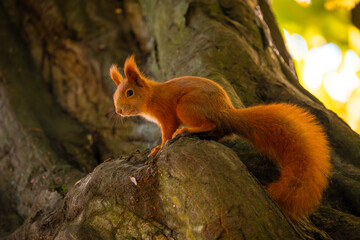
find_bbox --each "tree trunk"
[0,0,359,239]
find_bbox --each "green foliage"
[272,0,350,48]
[272,0,360,133]
[325,0,360,10]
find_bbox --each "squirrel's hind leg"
[172,122,216,138]
[174,100,216,138]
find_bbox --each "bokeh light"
[272,0,360,133]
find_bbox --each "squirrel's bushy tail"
[229,104,331,219]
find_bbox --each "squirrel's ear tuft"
[110,64,124,86]
[124,55,146,87]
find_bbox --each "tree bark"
[0,0,359,239]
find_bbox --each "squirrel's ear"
[110,65,124,86]
[124,55,147,87]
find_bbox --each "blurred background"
[272,0,360,133]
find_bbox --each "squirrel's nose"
[116,109,123,115]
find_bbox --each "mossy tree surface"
[0,0,360,240]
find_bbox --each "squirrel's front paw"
[172,127,188,138]
[149,145,161,157]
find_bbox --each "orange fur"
[110,65,123,86]
[110,56,331,220]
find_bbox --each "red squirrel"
[110,56,331,220]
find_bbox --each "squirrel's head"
[110,56,151,116]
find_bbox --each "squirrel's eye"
[126,89,134,97]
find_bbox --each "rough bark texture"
[0,0,360,239]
